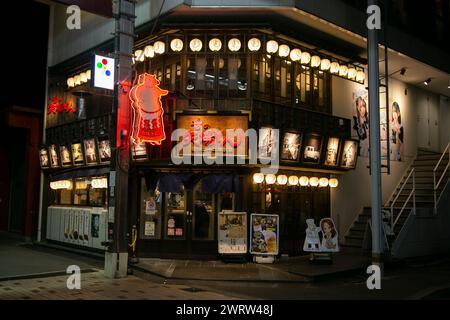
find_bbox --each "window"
[140,178,162,240]
[165,187,186,239]
[74,179,88,206]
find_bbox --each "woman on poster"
[391,102,404,161]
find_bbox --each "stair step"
[343,238,363,248]
[416,154,449,161]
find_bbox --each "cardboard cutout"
[303,219,321,252]
[319,218,339,252]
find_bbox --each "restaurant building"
[39,1,450,261]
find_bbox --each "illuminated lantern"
[330,62,340,74]
[319,177,329,187]
[67,78,75,88]
[266,40,279,54]
[288,176,299,186]
[209,38,222,52]
[320,59,331,71]
[74,75,81,86]
[277,175,288,185]
[290,48,302,61]
[311,55,321,68]
[309,177,319,187]
[356,70,366,83]
[80,72,87,83]
[299,176,309,186]
[329,178,339,188]
[248,38,261,52]
[228,38,241,52]
[213,58,225,69]
[134,50,144,62]
[86,70,91,80]
[301,51,311,65]
[170,38,183,52]
[153,41,165,55]
[278,44,290,58]
[129,73,169,145]
[265,174,276,185]
[144,45,155,58]
[348,68,357,80]
[253,173,264,184]
[339,65,348,77]
[189,38,203,52]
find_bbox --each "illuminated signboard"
[93,54,115,90]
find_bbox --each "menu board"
[218,211,247,255]
[250,213,279,256]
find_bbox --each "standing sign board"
[218,211,247,255]
[250,213,279,256]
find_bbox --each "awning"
[49,167,110,182]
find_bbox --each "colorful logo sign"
[93,54,115,90]
[129,73,168,145]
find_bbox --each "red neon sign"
[129,73,168,145]
[47,96,76,114]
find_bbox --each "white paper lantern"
[278,44,290,58]
[289,48,302,61]
[248,37,261,52]
[86,70,91,80]
[265,174,276,185]
[320,59,331,71]
[309,177,319,187]
[319,177,329,187]
[339,65,348,77]
[299,176,309,187]
[153,41,165,55]
[266,40,279,54]
[330,62,340,74]
[311,55,321,68]
[189,38,203,52]
[253,173,264,184]
[80,72,87,83]
[356,70,366,83]
[67,78,75,88]
[170,38,184,52]
[74,75,81,86]
[348,68,357,80]
[134,50,144,62]
[329,178,339,188]
[209,38,222,52]
[301,51,311,65]
[277,175,288,185]
[144,45,155,58]
[228,38,241,52]
[288,176,299,186]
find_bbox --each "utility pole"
[104,0,135,279]
[367,0,384,274]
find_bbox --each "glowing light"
[319,177,329,187]
[348,68,357,80]
[311,55,321,68]
[329,178,339,188]
[189,38,203,52]
[91,178,108,189]
[320,59,331,71]
[299,176,309,187]
[67,78,75,88]
[134,50,145,62]
[266,40,279,54]
[288,176,299,186]
[278,44,290,58]
[330,62,340,74]
[290,48,302,61]
[80,72,87,83]
[86,70,91,80]
[301,52,311,65]
[265,174,276,185]
[74,75,81,86]
[253,173,264,184]
[228,38,241,52]
[356,70,366,83]
[170,38,184,52]
[277,175,288,185]
[339,65,348,77]
[209,38,222,52]
[144,45,155,58]
[248,38,261,52]
[153,41,165,54]
[309,177,319,187]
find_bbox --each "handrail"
[391,168,415,232]
[433,142,450,211]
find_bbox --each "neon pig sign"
[129,73,168,145]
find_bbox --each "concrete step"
[415,154,449,161]
[343,238,363,248]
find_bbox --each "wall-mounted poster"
[352,89,369,157]
[258,127,277,160]
[250,213,279,256]
[281,132,302,161]
[71,143,84,166]
[49,144,59,168]
[39,147,49,169]
[84,138,98,165]
[391,101,404,161]
[132,142,148,161]
[324,137,341,166]
[218,211,247,255]
[302,133,323,164]
[340,140,359,169]
[60,145,72,167]
[97,137,111,163]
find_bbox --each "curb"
[25,241,105,261]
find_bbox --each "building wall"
[330,75,442,241]
[439,96,450,152]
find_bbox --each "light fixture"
[299,176,309,186]
[289,48,302,61]
[74,75,81,86]
[91,178,108,189]
[67,77,75,88]
[228,38,241,52]
[278,44,290,58]
[329,178,339,188]
[265,174,276,185]
[248,37,261,52]
[356,70,366,83]
[50,180,72,190]
[277,175,288,185]
[80,72,87,83]
[170,38,184,52]
[288,176,299,186]
[310,55,321,68]
[266,40,279,54]
[400,68,407,76]
[186,80,195,91]
[339,65,348,77]
[424,78,432,86]
[86,70,91,80]
[309,177,319,187]
[209,38,222,52]
[319,177,329,187]
[237,79,247,91]
[253,173,265,184]
[153,41,165,55]
[134,49,144,62]
[301,51,311,65]
[144,45,154,58]
[348,68,357,80]
[330,62,340,74]
[320,59,331,71]
[189,38,203,52]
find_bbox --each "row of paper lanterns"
[253,173,338,188]
[50,178,107,190]
[67,70,91,88]
[133,37,365,83]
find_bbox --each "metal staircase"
[343,146,450,252]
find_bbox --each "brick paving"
[0,270,238,300]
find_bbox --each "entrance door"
[418,95,440,151]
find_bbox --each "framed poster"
[71,142,84,166]
[39,146,49,169]
[59,144,72,167]
[302,133,323,164]
[132,142,148,161]
[250,213,279,256]
[340,139,359,169]
[97,136,111,163]
[48,144,60,168]
[83,138,98,165]
[258,127,277,160]
[218,211,247,255]
[281,131,302,162]
[324,137,341,167]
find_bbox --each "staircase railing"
[433,142,450,212]
[391,168,416,232]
